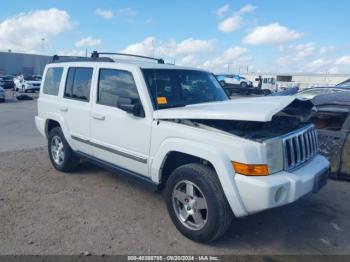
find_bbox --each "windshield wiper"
[157,104,187,109]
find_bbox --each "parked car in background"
[14,75,42,93]
[216,74,252,88]
[336,79,350,88]
[215,74,271,96]
[0,86,5,102]
[258,76,278,92]
[0,75,15,89]
[311,92,350,181]
[295,86,350,100]
[269,86,299,96]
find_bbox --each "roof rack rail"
[51,54,114,63]
[91,51,165,64]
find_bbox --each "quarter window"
[42,67,63,96]
[64,67,93,102]
[97,69,139,107]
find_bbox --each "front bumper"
[25,86,40,91]
[234,155,329,215]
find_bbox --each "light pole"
[41,38,46,53]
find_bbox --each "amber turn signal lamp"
[232,161,269,176]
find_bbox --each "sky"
[0,0,349,74]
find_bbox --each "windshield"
[142,69,228,109]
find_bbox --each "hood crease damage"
[160,98,314,141]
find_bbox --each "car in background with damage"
[311,92,350,181]
[295,86,350,100]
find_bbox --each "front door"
[90,67,152,177]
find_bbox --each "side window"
[42,67,63,96]
[97,69,139,107]
[64,67,93,102]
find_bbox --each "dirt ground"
[0,147,350,255]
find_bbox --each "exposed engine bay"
[169,99,314,142]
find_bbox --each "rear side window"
[43,67,63,96]
[97,69,139,107]
[64,67,93,102]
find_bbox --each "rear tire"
[48,127,80,172]
[263,89,271,95]
[165,163,233,243]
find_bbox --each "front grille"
[283,125,318,171]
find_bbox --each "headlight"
[264,138,284,174]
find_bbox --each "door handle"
[92,114,105,121]
[59,107,68,112]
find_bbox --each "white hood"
[154,96,306,122]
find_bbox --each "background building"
[244,73,350,89]
[0,51,51,75]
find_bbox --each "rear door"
[61,66,95,155]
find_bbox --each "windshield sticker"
[157,97,168,104]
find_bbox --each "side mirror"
[117,97,145,117]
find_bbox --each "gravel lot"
[0,91,44,152]
[0,98,350,255]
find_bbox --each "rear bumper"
[234,155,329,215]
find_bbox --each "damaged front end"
[163,98,317,174]
[171,99,315,142]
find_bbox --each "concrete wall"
[0,52,51,75]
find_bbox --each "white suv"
[35,52,329,242]
[14,75,42,93]
[216,74,252,88]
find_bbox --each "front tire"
[240,82,247,88]
[165,163,233,243]
[48,127,80,172]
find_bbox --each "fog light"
[275,187,286,203]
